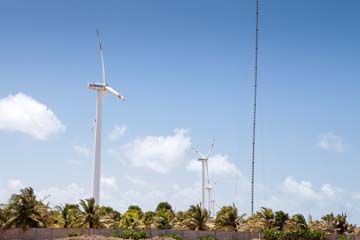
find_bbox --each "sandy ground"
[56,235,176,240]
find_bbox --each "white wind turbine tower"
[210,199,215,218]
[205,155,213,215]
[88,30,125,206]
[193,140,215,210]
[205,184,213,215]
[205,178,216,215]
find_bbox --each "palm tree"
[119,205,143,229]
[309,220,334,234]
[99,206,121,229]
[99,206,121,221]
[36,201,52,228]
[322,213,335,223]
[55,204,80,228]
[238,207,276,232]
[333,213,354,234]
[312,212,355,234]
[143,211,156,229]
[185,204,209,230]
[154,202,174,229]
[308,213,346,234]
[258,207,276,229]
[274,210,289,230]
[284,213,307,231]
[238,213,262,232]
[156,202,174,213]
[0,204,11,227]
[155,210,173,229]
[215,204,246,231]
[3,187,45,230]
[172,211,188,230]
[128,205,143,212]
[79,198,104,228]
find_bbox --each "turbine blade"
[206,139,215,158]
[105,86,125,100]
[97,30,107,85]
[192,147,205,159]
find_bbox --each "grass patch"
[159,233,183,240]
[112,229,148,240]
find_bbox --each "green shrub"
[160,233,183,240]
[261,229,324,240]
[337,235,352,240]
[262,229,280,240]
[198,236,218,240]
[68,232,82,237]
[112,229,148,240]
[311,230,325,240]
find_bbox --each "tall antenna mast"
[251,0,259,215]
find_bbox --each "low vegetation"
[68,232,82,237]
[112,229,148,239]
[159,233,183,240]
[0,187,359,240]
[198,236,217,240]
[261,229,324,240]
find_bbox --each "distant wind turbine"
[88,30,125,206]
[193,139,215,210]
[210,199,215,218]
[205,152,215,215]
[206,181,216,215]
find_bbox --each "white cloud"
[101,176,118,191]
[317,133,345,153]
[119,128,191,174]
[254,176,360,223]
[109,125,127,141]
[281,176,340,201]
[37,183,87,205]
[352,192,360,200]
[7,179,24,190]
[282,176,319,200]
[73,144,90,157]
[257,176,345,214]
[170,182,201,207]
[0,93,65,140]
[321,184,336,197]
[125,175,152,188]
[187,154,241,177]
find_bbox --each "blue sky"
[1,0,360,223]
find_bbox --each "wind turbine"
[206,180,216,216]
[210,199,215,218]
[193,139,215,210]
[205,183,213,215]
[88,30,125,206]
[205,153,214,215]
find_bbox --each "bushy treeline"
[0,187,358,239]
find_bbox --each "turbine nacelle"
[88,82,126,100]
[88,82,106,91]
